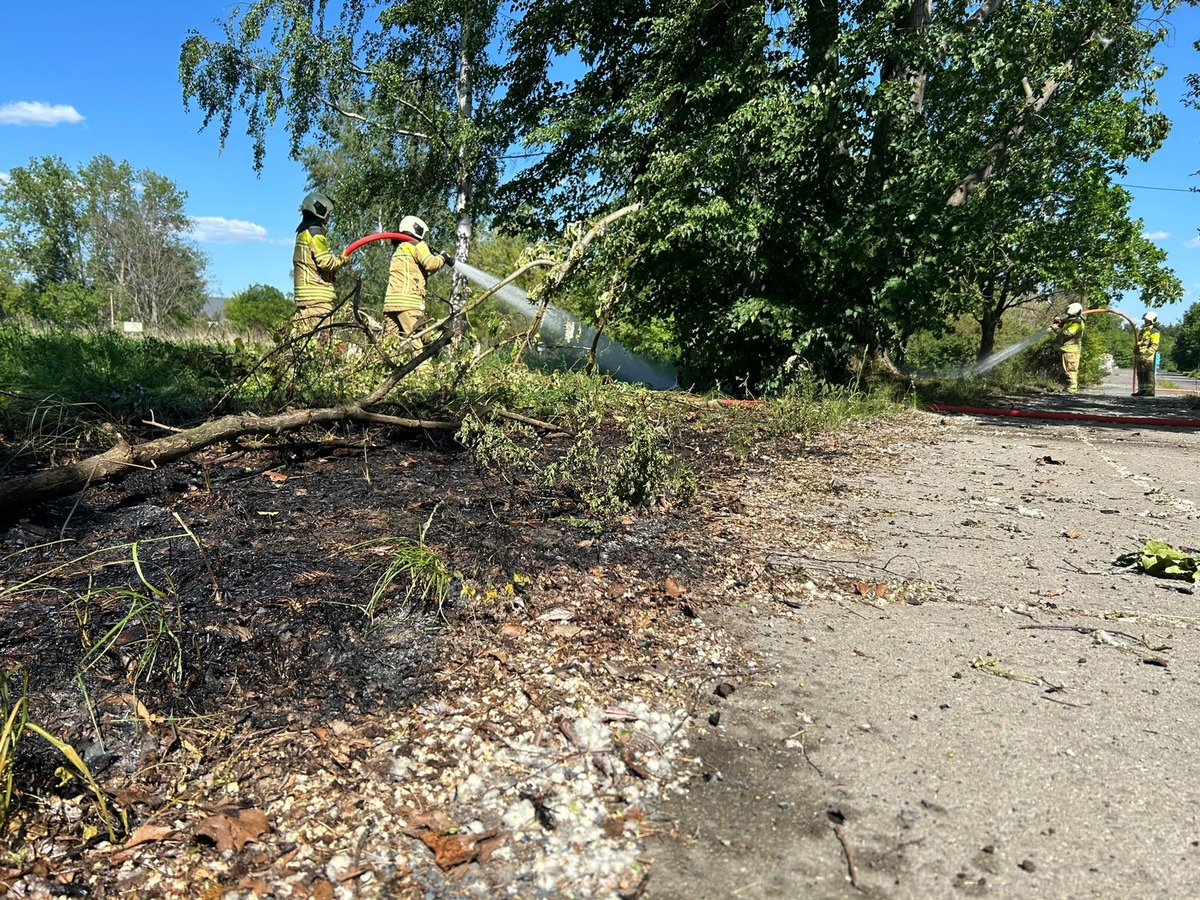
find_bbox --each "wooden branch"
[965,0,1004,29]
[514,203,644,366]
[0,403,454,516]
[945,28,1096,209]
[496,410,571,434]
[352,410,457,430]
[234,50,431,142]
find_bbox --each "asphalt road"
[649,380,1200,899]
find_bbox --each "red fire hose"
[343,232,417,257]
[927,403,1200,428]
[1082,307,1140,395]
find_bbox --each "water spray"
[965,327,1053,377]
[343,233,679,389]
[964,308,1139,394]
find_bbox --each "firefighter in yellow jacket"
[1135,311,1161,396]
[383,215,454,353]
[1049,302,1086,393]
[291,191,349,339]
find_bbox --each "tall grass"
[0,325,252,430]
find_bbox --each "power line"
[1118,182,1197,194]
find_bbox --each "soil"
[1,372,1199,898]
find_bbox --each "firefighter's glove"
[439,250,455,267]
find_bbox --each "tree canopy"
[0,155,208,327]
[181,0,1189,391]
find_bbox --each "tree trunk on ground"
[0,406,457,516]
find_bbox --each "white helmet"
[397,216,429,240]
[1143,311,1159,324]
[1066,302,1084,317]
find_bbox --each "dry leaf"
[119,692,157,729]
[853,581,887,597]
[1063,529,1081,539]
[238,878,275,899]
[262,470,289,483]
[293,570,334,586]
[499,623,527,638]
[550,624,583,638]
[418,828,502,870]
[404,809,456,833]
[665,576,687,597]
[194,809,269,852]
[110,823,176,862]
[479,647,509,664]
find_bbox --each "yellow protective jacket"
[1057,315,1084,353]
[384,240,446,313]
[1137,324,1160,364]
[292,223,346,305]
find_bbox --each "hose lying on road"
[927,403,1200,429]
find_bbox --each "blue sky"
[2,3,1199,322]
[3,5,310,301]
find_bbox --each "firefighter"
[382,215,454,355]
[1135,311,1161,397]
[1049,302,1086,394]
[291,190,349,339]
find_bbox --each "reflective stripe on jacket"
[1137,325,1160,363]
[1058,316,1084,353]
[384,240,446,312]
[293,225,345,305]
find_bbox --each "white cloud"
[0,101,84,126]
[189,216,270,244]
[1185,236,1200,249]
[0,172,9,185]
[1142,230,1170,242]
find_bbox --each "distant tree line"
[0,155,209,329]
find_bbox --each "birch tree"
[180,0,505,314]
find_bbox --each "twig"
[172,512,223,605]
[801,738,823,777]
[1041,695,1089,709]
[832,823,867,893]
[1019,623,1145,645]
[141,417,187,433]
[496,409,571,434]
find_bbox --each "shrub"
[223,284,292,335]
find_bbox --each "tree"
[0,156,87,292]
[224,283,292,334]
[180,0,507,314]
[497,0,1186,390]
[0,155,209,327]
[949,172,1180,362]
[1173,302,1200,372]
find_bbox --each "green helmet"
[300,191,334,221]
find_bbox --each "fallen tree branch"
[0,207,637,517]
[0,403,456,516]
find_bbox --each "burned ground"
[8,384,1196,899]
[0,411,784,897]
